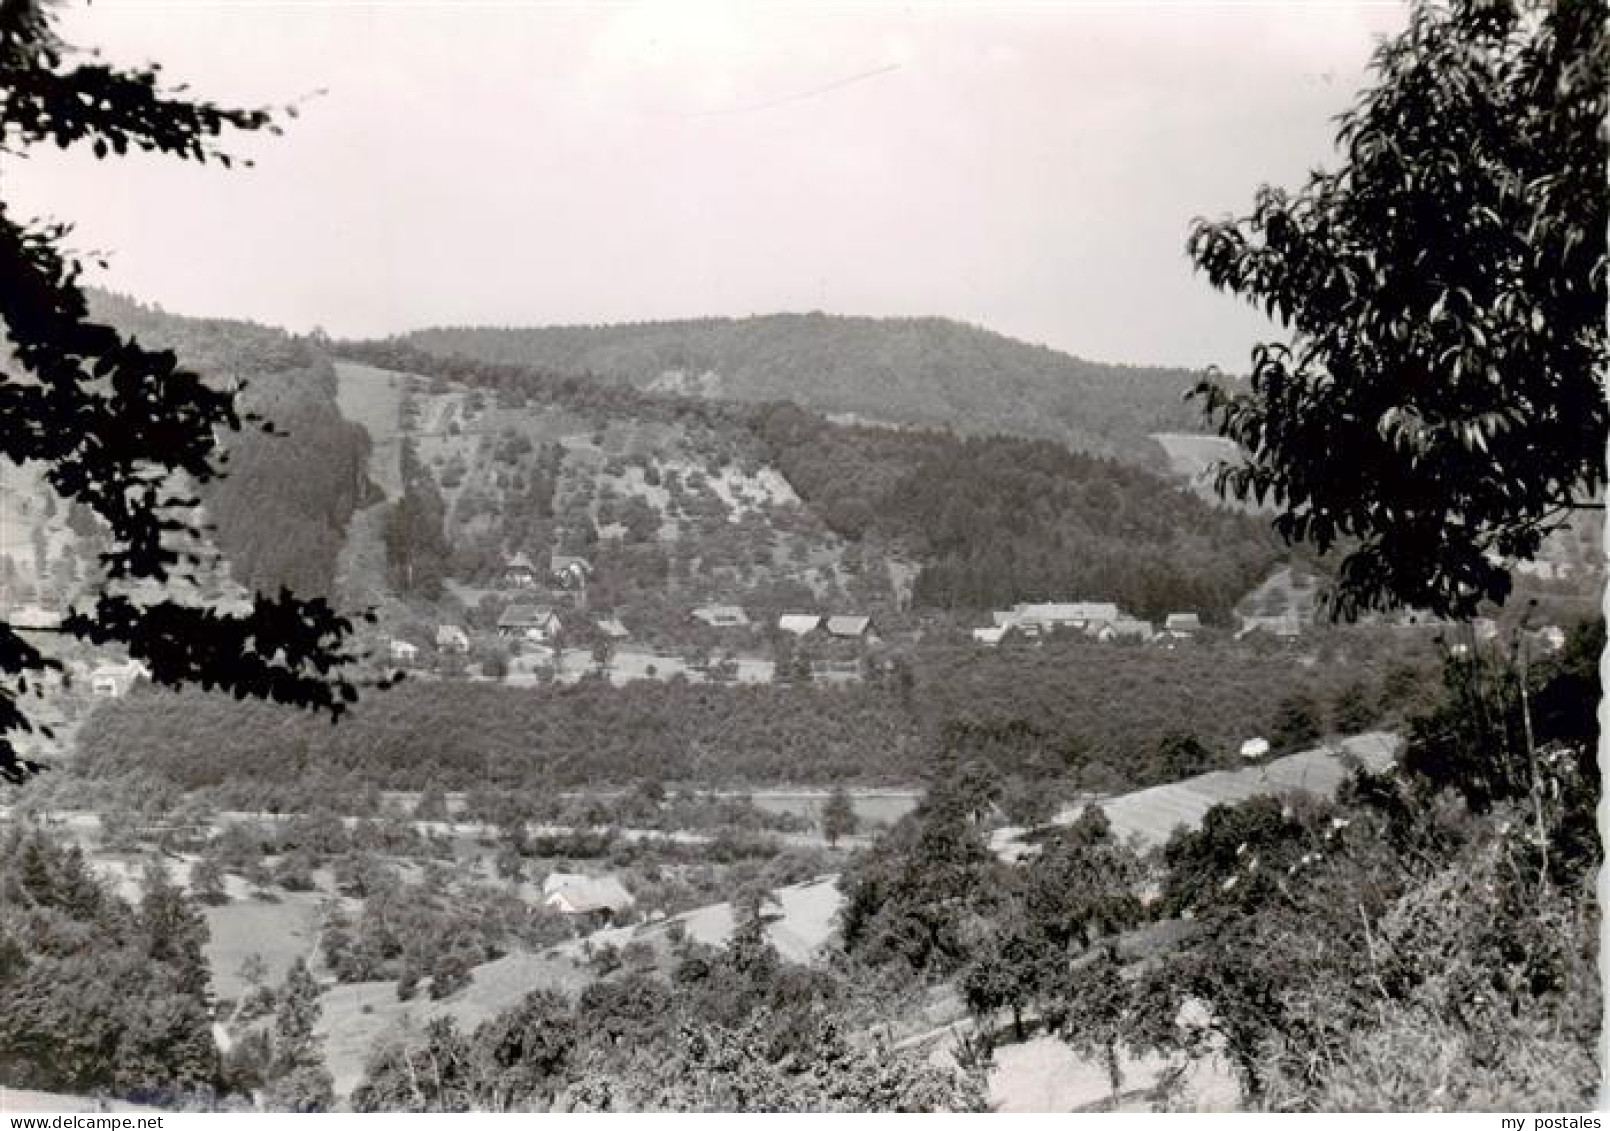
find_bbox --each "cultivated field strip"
[995,731,1400,856]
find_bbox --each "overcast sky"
[10,1,1407,370]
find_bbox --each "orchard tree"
[0,0,371,782]
[1190,0,1607,619]
[819,784,858,847]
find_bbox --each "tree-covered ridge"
[751,404,1286,622]
[335,343,1285,622]
[390,313,1209,466]
[88,292,373,598]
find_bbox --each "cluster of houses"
[690,605,879,643]
[971,602,1200,646]
[503,551,592,592]
[380,583,1574,671]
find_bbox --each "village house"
[498,603,562,643]
[691,604,750,629]
[1006,602,1121,637]
[542,871,636,928]
[90,659,150,699]
[435,624,471,654]
[595,615,629,640]
[972,625,1010,646]
[1096,616,1154,642]
[550,553,592,591]
[1240,737,1271,761]
[1162,612,1204,638]
[389,639,420,665]
[503,551,539,588]
[777,613,822,637]
[825,615,876,642]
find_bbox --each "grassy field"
[1149,431,1238,483]
[205,889,332,1001]
[332,362,406,500]
[739,789,921,827]
[629,874,843,966]
[1149,431,1263,512]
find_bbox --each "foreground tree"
[1190,0,1607,619]
[0,0,368,781]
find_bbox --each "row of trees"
[73,628,1439,801]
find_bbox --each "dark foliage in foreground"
[1190,0,1607,618]
[351,907,985,1112]
[0,3,368,780]
[0,831,218,1102]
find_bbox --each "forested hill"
[390,314,1208,466]
[332,342,1284,622]
[88,292,373,597]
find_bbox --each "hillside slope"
[392,315,1208,465]
[332,347,1284,626]
[88,292,373,598]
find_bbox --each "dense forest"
[750,403,1285,621]
[90,293,373,598]
[387,314,1210,466]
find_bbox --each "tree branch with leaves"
[0,0,369,780]
[1189,0,1607,620]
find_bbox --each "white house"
[777,614,822,637]
[825,615,875,641]
[1097,616,1154,642]
[90,659,150,699]
[389,639,420,664]
[1163,613,1204,638]
[498,603,562,643]
[691,604,750,629]
[1010,602,1121,635]
[542,872,636,925]
[436,625,471,654]
[503,552,539,588]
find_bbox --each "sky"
[9,1,1408,370]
